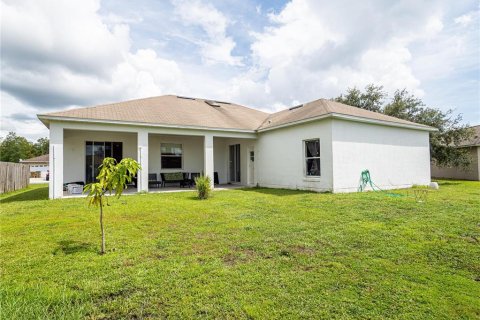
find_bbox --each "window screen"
[304,139,320,176]
[161,143,183,169]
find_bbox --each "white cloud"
[454,12,473,26]
[1,0,130,76]
[0,92,50,140]
[227,0,469,110]
[0,0,186,139]
[112,49,185,99]
[1,0,478,140]
[172,0,242,66]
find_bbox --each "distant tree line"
[0,132,49,163]
[335,84,474,168]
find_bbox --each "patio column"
[137,130,149,192]
[204,134,214,188]
[49,123,63,199]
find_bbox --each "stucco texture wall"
[148,134,204,176]
[256,119,334,192]
[331,119,431,192]
[63,129,137,183]
[63,129,255,186]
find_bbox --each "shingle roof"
[40,95,269,131]
[38,95,435,132]
[20,154,49,163]
[459,125,480,146]
[258,99,434,130]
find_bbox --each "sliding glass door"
[229,144,241,183]
[85,141,123,183]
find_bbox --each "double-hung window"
[161,143,183,169]
[304,139,320,177]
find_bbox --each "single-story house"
[37,95,436,199]
[431,125,480,181]
[19,154,49,179]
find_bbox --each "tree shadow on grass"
[240,187,318,197]
[52,240,96,255]
[436,181,461,186]
[0,186,49,204]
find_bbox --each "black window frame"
[304,139,321,177]
[160,143,183,169]
[85,141,123,183]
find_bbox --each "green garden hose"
[358,169,403,197]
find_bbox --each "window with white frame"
[161,143,183,169]
[304,139,320,176]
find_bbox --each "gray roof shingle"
[39,95,435,132]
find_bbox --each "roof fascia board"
[37,115,257,134]
[330,113,438,132]
[257,114,331,132]
[257,113,437,132]
[38,110,438,135]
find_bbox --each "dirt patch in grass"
[223,247,259,266]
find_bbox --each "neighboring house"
[19,154,49,179]
[37,95,436,199]
[431,125,480,181]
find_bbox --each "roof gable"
[38,95,435,132]
[20,154,49,163]
[460,125,480,146]
[258,99,434,131]
[41,95,269,131]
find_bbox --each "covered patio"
[51,123,256,199]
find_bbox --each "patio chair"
[180,172,192,188]
[148,173,162,188]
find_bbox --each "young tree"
[335,85,474,168]
[0,132,33,162]
[84,157,140,254]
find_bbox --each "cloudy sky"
[1,0,479,140]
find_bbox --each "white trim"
[37,115,257,134]
[331,113,437,132]
[258,113,437,132]
[303,138,321,178]
[39,111,437,135]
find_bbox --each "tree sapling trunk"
[100,197,105,254]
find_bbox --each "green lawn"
[1,181,479,319]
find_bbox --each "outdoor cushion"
[163,172,184,181]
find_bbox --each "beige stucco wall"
[148,134,204,175]
[63,129,138,183]
[431,146,480,181]
[147,134,253,185]
[63,129,255,185]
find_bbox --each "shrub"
[195,175,212,200]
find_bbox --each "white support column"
[137,130,149,193]
[204,134,214,188]
[49,123,64,199]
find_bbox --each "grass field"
[1,181,479,319]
